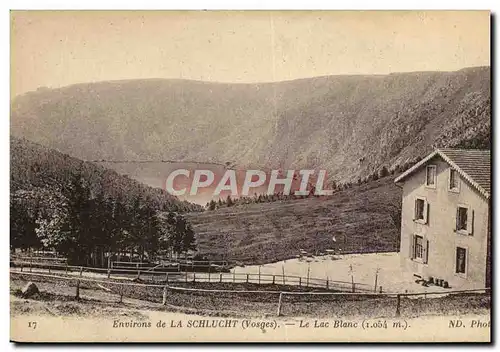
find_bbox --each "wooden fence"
[10,263,372,292]
[10,271,490,319]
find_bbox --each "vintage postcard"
[10,10,491,343]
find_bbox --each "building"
[394,149,491,289]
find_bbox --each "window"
[426,165,436,187]
[449,169,460,192]
[455,205,474,235]
[415,199,425,220]
[414,197,428,224]
[456,247,467,274]
[410,234,428,263]
[457,207,468,231]
[414,235,424,260]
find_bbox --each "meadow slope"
[186,176,401,264]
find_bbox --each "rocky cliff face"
[11,66,490,184]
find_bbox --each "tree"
[175,214,196,253]
[141,198,162,261]
[379,166,389,178]
[158,212,196,257]
[308,185,316,197]
[110,196,132,261]
[10,190,44,251]
[57,171,93,265]
[385,202,402,251]
[208,200,216,211]
[29,188,73,256]
[128,195,160,262]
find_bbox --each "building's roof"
[394,149,491,199]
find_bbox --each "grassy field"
[186,176,402,264]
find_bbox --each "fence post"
[48,265,51,274]
[272,275,275,285]
[107,268,111,279]
[185,271,188,283]
[137,270,141,279]
[66,262,68,274]
[119,284,123,303]
[326,277,329,290]
[379,286,383,293]
[166,273,169,284]
[219,273,222,283]
[299,277,301,287]
[193,272,196,283]
[75,280,80,300]
[395,294,401,317]
[80,266,83,277]
[352,283,356,293]
[20,262,23,272]
[374,269,379,293]
[233,271,236,283]
[30,256,33,272]
[162,286,167,305]
[277,292,283,317]
[306,265,310,287]
[246,274,249,283]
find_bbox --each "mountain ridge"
[11,66,490,185]
[13,65,488,96]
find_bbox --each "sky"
[10,10,490,97]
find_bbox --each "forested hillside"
[10,137,202,265]
[11,137,201,212]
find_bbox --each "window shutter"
[409,234,415,259]
[424,201,429,224]
[423,239,429,264]
[467,208,474,235]
[413,199,418,220]
[465,247,469,276]
[455,207,460,231]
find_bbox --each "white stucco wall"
[399,156,490,289]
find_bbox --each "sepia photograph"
[9,9,491,343]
